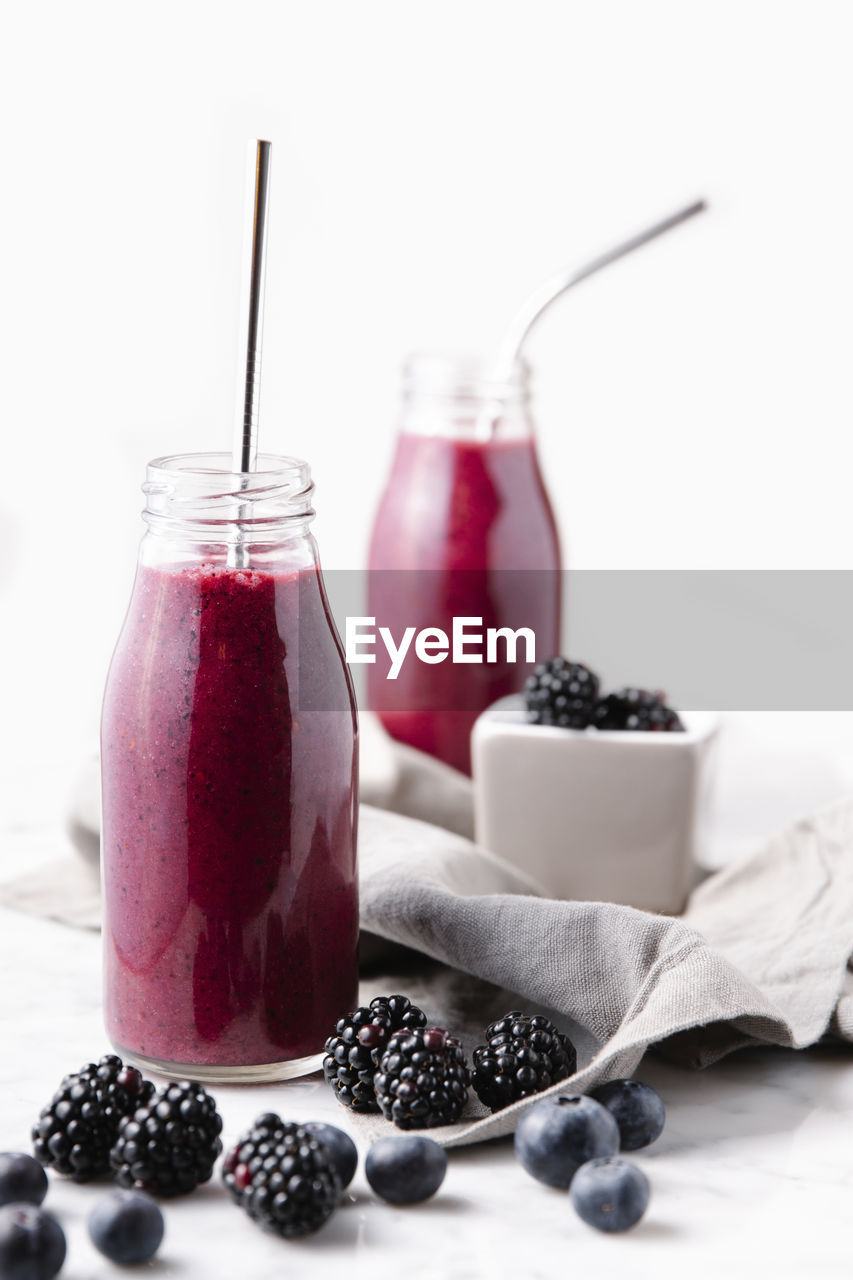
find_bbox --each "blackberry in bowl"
[524,658,600,729]
[593,688,684,732]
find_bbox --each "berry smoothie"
[102,560,358,1071]
[368,432,561,774]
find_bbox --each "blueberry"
[0,1154,48,1207]
[591,1079,665,1151]
[88,1189,165,1265]
[570,1157,650,1232]
[365,1136,447,1205]
[0,1203,66,1280]
[514,1094,619,1188]
[304,1123,358,1189]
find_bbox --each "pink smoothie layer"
[102,561,358,1067]
[368,433,561,774]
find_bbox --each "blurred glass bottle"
[367,354,561,774]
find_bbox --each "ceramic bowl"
[472,697,719,914]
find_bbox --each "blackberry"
[373,1027,470,1129]
[32,1054,154,1182]
[110,1080,223,1198]
[593,688,684,732]
[222,1112,341,1238]
[472,1012,577,1112]
[323,994,428,1113]
[524,658,600,729]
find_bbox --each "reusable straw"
[477,200,707,438]
[229,139,272,569]
[494,199,706,378]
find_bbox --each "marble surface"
[2,714,853,1279]
[1,893,852,1277]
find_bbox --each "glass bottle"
[367,355,562,775]
[101,453,358,1082]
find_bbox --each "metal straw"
[229,139,272,569]
[492,199,707,382]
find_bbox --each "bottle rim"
[142,451,315,535]
[403,352,530,404]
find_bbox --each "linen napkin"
[349,798,853,1147]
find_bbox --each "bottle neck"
[140,452,317,567]
[398,354,534,441]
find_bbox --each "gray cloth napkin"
[349,799,853,1147]
[2,732,853,1148]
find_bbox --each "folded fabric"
[349,799,853,1147]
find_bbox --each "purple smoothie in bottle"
[367,357,561,775]
[101,454,358,1080]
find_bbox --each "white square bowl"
[472,697,719,914]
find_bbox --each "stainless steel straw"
[229,139,272,569]
[474,200,708,440]
[492,199,707,381]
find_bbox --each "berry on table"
[472,1012,577,1112]
[0,1154,48,1208]
[570,1156,650,1232]
[365,1136,447,1205]
[0,1203,66,1280]
[514,1094,619,1189]
[88,1189,165,1264]
[323,994,428,1113]
[222,1113,341,1238]
[593,688,684,732]
[524,658,600,729]
[303,1123,358,1189]
[33,1076,108,1183]
[110,1080,222,1198]
[591,1079,665,1151]
[31,1054,155,1182]
[374,1027,470,1129]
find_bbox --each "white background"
[2,0,852,824]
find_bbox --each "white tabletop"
[2,715,853,1279]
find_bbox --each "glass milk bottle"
[101,453,358,1082]
[367,355,561,775]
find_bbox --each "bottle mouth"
[143,452,315,533]
[403,352,530,405]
